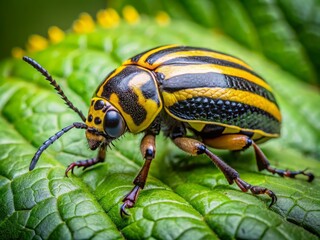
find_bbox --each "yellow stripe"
[222,128,241,134]
[157,64,271,92]
[162,87,281,122]
[153,50,252,70]
[188,122,206,131]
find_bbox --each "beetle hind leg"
[65,142,107,176]
[204,134,314,182]
[173,137,277,206]
[203,134,314,182]
[252,142,314,182]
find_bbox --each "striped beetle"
[24,45,314,216]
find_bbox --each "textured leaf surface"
[0,17,319,240]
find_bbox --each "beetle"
[23,45,314,216]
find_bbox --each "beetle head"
[86,97,127,150]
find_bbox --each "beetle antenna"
[30,122,88,170]
[22,56,87,122]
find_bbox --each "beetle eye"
[103,110,126,138]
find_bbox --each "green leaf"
[0,15,319,240]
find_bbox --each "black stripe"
[198,124,226,138]
[145,46,258,75]
[161,72,277,104]
[145,46,187,65]
[168,97,280,134]
[140,77,161,106]
[239,130,254,138]
[130,46,164,63]
[146,46,230,65]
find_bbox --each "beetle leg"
[252,142,314,182]
[65,142,107,176]
[204,134,314,182]
[173,137,277,206]
[121,134,156,217]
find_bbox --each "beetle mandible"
[24,45,314,216]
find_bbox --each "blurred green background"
[0,0,106,60]
[1,0,320,85]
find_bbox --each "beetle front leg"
[65,142,107,176]
[173,137,277,206]
[121,134,156,216]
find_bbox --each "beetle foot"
[285,168,314,182]
[235,177,277,207]
[304,170,315,182]
[266,167,315,182]
[120,185,141,217]
[65,158,97,177]
[120,200,134,217]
